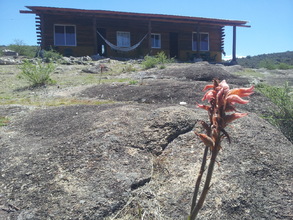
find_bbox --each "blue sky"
[0,0,292,58]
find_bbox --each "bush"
[277,62,293,70]
[141,55,158,69]
[237,51,293,69]
[259,59,276,70]
[41,48,63,62]
[8,40,38,58]
[18,60,56,87]
[155,51,169,64]
[258,59,293,70]
[256,82,293,142]
[141,51,174,69]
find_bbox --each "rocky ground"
[0,58,292,219]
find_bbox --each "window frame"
[116,31,131,47]
[54,24,77,46]
[192,32,209,51]
[151,33,161,49]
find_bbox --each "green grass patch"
[129,80,139,85]
[256,82,293,142]
[234,68,264,78]
[123,64,137,72]
[0,97,113,107]
[55,74,131,86]
[0,116,9,126]
[1,61,132,108]
[0,64,131,106]
[41,98,114,107]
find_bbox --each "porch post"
[231,25,237,65]
[93,17,98,55]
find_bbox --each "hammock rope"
[97,31,148,52]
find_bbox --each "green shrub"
[8,40,38,58]
[42,48,62,62]
[18,60,56,87]
[141,55,158,69]
[129,80,139,85]
[258,60,293,70]
[0,116,9,126]
[156,51,169,64]
[256,82,293,142]
[141,52,174,69]
[259,59,276,70]
[277,62,293,70]
[237,51,293,69]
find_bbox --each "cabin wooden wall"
[41,13,223,61]
[96,18,150,58]
[42,14,95,56]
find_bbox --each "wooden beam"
[40,14,45,49]
[19,10,35,14]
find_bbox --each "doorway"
[169,32,178,58]
[97,28,107,56]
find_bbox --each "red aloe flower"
[218,80,229,91]
[197,104,210,111]
[194,132,214,149]
[223,113,248,124]
[228,86,254,97]
[202,84,214,91]
[190,79,254,219]
[225,94,250,105]
[197,79,254,140]
[202,90,215,101]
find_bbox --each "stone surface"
[0,104,199,219]
[0,57,21,65]
[1,49,18,57]
[0,61,292,220]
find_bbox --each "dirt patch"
[78,79,202,105]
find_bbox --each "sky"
[0,0,292,58]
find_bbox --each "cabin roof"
[20,6,250,27]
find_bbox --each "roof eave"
[21,6,250,27]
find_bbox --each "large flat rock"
[0,104,198,219]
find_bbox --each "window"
[151,33,161,48]
[117,31,130,47]
[54,25,76,46]
[192,32,209,51]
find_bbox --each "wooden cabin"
[20,6,249,62]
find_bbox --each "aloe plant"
[189,79,254,219]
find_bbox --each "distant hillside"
[237,51,293,69]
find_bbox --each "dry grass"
[0,64,132,107]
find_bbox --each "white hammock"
[97,31,148,52]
